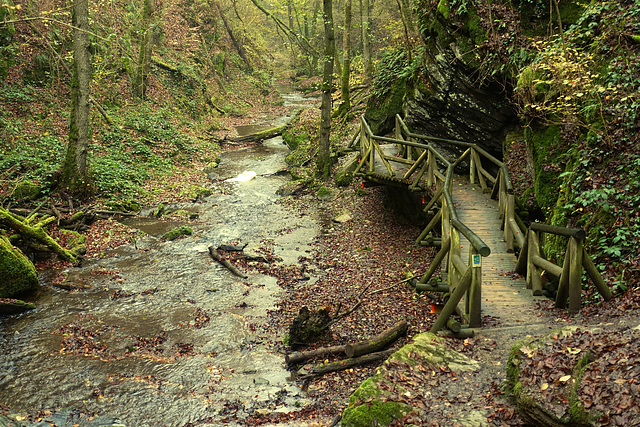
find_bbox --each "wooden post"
[515,229,529,275]
[430,267,472,333]
[490,169,501,201]
[527,230,543,295]
[555,243,572,309]
[403,150,428,180]
[448,228,461,291]
[415,209,442,245]
[470,151,476,185]
[582,247,612,301]
[468,247,482,328]
[428,151,436,187]
[419,237,450,284]
[504,194,515,253]
[568,237,584,314]
[471,150,488,192]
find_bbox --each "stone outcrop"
[403,7,517,159]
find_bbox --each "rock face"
[0,236,38,298]
[404,12,517,159]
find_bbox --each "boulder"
[341,332,480,426]
[0,236,38,298]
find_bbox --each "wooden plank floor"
[451,178,546,327]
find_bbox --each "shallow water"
[0,91,321,426]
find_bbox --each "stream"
[0,87,321,426]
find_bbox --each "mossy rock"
[342,332,480,426]
[0,298,36,315]
[108,199,141,213]
[0,236,38,298]
[151,203,166,218]
[162,226,192,241]
[13,181,41,200]
[203,159,221,174]
[316,186,335,201]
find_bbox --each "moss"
[108,199,141,212]
[59,229,87,256]
[436,0,450,19]
[283,129,309,151]
[162,225,192,240]
[316,186,334,201]
[0,236,38,297]
[525,125,563,212]
[152,203,166,218]
[365,77,407,136]
[13,181,42,200]
[341,400,413,427]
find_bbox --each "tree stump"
[289,306,331,349]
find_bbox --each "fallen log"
[286,344,347,365]
[299,349,395,380]
[0,207,78,263]
[345,320,408,358]
[208,246,248,278]
[225,125,285,143]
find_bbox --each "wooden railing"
[516,223,612,314]
[350,114,612,330]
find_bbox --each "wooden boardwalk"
[451,178,546,327]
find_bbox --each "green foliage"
[0,133,65,198]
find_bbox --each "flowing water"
[0,88,320,426]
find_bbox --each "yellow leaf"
[559,375,571,382]
[540,383,549,391]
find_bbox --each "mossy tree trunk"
[361,0,373,83]
[134,0,155,98]
[338,0,352,114]
[317,0,334,179]
[62,0,91,195]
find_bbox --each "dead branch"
[208,246,248,278]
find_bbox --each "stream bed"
[0,89,321,426]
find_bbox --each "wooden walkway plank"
[451,178,545,327]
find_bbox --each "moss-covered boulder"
[162,225,192,241]
[342,332,480,426]
[0,236,38,297]
[13,181,41,200]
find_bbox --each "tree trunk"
[345,320,407,358]
[339,0,352,113]
[361,0,373,83]
[300,349,395,380]
[286,344,347,365]
[134,0,155,98]
[62,0,91,195]
[317,0,335,179]
[214,1,251,71]
[208,246,248,279]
